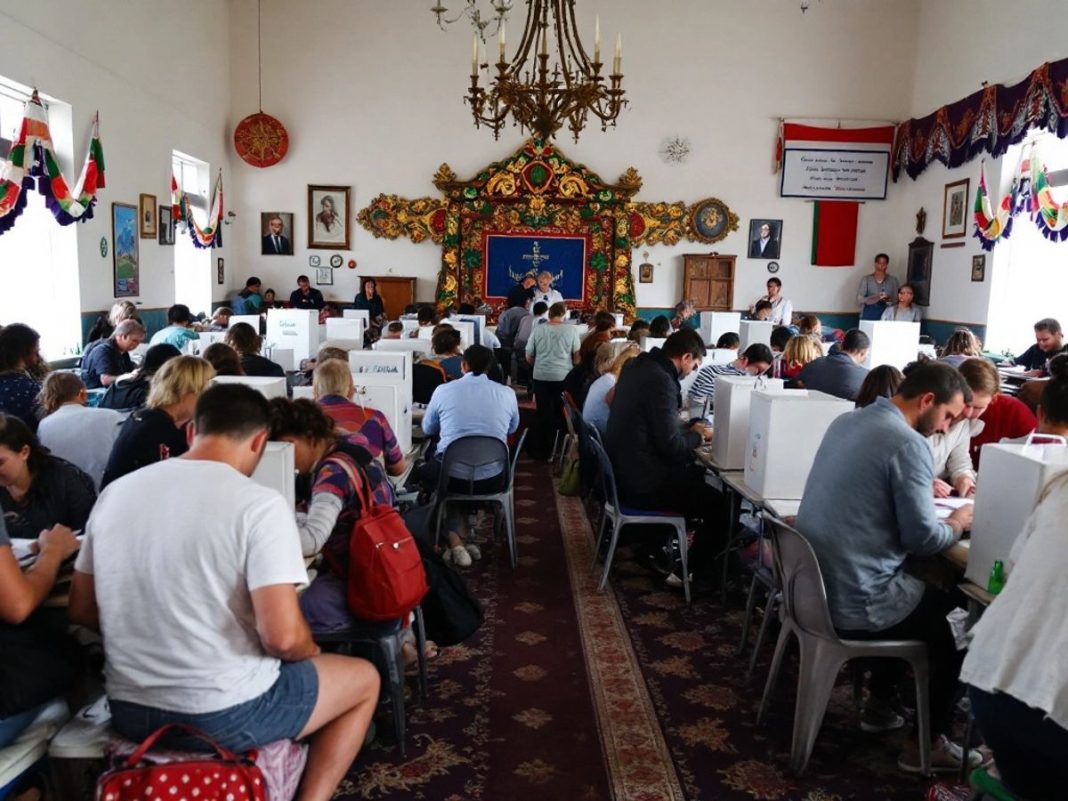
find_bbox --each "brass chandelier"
[465,0,627,143]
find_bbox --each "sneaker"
[450,544,473,568]
[665,572,692,589]
[465,543,482,561]
[897,735,982,775]
[860,697,906,733]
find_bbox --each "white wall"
[0,0,233,314]
[893,0,1068,325]
[227,0,921,314]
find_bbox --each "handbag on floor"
[97,724,267,801]
[419,552,484,647]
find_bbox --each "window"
[172,151,212,316]
[985,133,1068,356]
[0,80,81,357]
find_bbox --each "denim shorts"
[109,661,319,752]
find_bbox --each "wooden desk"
[943,539,970,571]
[763,498,801,521]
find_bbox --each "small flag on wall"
[811,200,859,266]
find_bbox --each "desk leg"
[720,488,741,607]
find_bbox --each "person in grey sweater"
[793,329,870,401]
[795,362,977,774]
[857,252,900,321]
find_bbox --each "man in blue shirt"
[81,320,145,388]
[796,362,977,774]
[794,328,870,400]
[419,345,519,567]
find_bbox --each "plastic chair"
[314,607,428,758]
[434,434,522,568]
[587,436,691,604]
[555,391,581,474]
[755,516,931,775]
[737,523,782,683]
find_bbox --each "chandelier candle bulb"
[613,33,621,73]
[594,15,600,61]
[472,33,479,75]
[540,23,549,56]
[499,20,506,60]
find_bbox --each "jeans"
[970,686,1068,801]
[0,702,50,748]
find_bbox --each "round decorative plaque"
[233,112,289,168]
[329,254,343,268]
[767,261,780,274]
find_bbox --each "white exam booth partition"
[183,331,228,356]
[744,389,854,499]
[699,312,742,348]
[210,375,288,400]
[264,347,296,373]
[640,336,666,353]
[739,320,774,350]
[859,320,921,370]
[678,349,742,410]
[265,309,320,362]
[420,319,474,350]
[326,317,365,345]
[374,339,432,358]
[342,309,370,326]
[348,351,414,453]
[710,376,786,469]
[229,314,262,334]
[966,441,1068,586]
[251,442,296,511]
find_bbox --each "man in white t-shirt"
[530,270,564,308]
[70,384,379,801]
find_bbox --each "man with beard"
[795,362,978,774]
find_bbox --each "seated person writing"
[937,327,983,368]
[149,303,200,350]
[0,516,81,748]
[648,315,672,338]
[225,322,286,379]
[201,342,244,376]
[794,328,870,402]
[967,364,1037,469]
[96,343,181,412]
[796,363,977,773]
[583,343,640,437]
[780,334,822,382]
[429,327,464,381]
[36,372,125,491]
[687,343,772,408]
[206,306,233,331]
[626,319,650,343]
[0,413,96,540]
[1013,317,1066,375]
[1001,353,1068,442]
[418,345,519,567]
[80,319,145,389]
[101,356,215,488]
[854,364,903,408]
[268,398,396,634]
[715,332,740,350]
[312,358,407,477]
[382,321,405,340]
[70,385,379,801]
[960,469,1068,801]
[0,324,48,434]
[927,358,996,497]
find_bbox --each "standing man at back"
[795,363,978,774]
[70,384,379,801]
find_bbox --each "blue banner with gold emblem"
[484,234,587,302]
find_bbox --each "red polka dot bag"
[96,724,267,801]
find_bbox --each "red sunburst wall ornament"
[234,112,289,168]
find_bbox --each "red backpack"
[325,457,428,621]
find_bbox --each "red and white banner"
[778,123,895,200]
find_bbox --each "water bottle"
[987,559,1005,595]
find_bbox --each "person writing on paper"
[80,319,145,390]
[70,385,380,801]
[938,327,983,368]
[928,358,1000,498]
[796,363,978,773]
[857,253,900,321]
[751,278,793,327]
[1001,354,1068,443]
[881,283,923,323]
[0,514,81,747]
[967,364,1037,469]
[1013,317,1067,376]
[687,343,773,409]
[960,469,1068,801]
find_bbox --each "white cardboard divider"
[966,442,1068,586]
[710,376,786,469]
[398,319,420,335]
[229,314,262,335]
[744,389,853,499]
[859,320,921,369]
[457,315,486,346]
[739,320,774,350]
[348,351,413,452]
[183,331,228,356]
[700,312,742,348]
[266,347,295,372]
[708,348,737,365]
[291,385,314,400]
[251,442,296,511]
[326,317,364,344]
[342,309,370,326]
[640,336,666,353]
[265,309,320,362]
[374,339,431,358]
[211,375,288,400]
[450,319,475,350]
[613,313,625,328]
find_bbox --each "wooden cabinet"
[366,276,416,320]
[682,253,735,311]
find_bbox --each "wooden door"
[368,276,416,320]
[683,254,735,311]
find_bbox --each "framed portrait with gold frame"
[687,197,739,245]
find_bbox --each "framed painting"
[139,193,157,238]
[217,257,225,285]
[307,184,350,249]
[315,267,334,286]
[638,262,654,283]
[261,211,294,255]
[158,206,175,245]
[971,254,986,282]
[942,179,969,239]
[748,218,782,259]
[112,202,139,297]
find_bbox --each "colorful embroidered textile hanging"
[0,91,105,235]
[973,161,1017,252]
[175,170,224,249]
[1028,151,1068,242]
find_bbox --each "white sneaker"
[465,543,482,561]
[450,544,473,568]
[897,735,981,774]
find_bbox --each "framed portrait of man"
[307,185,350,250]
[261,211,294,255]
[748,218,782,259]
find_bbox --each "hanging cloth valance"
[0,90,105,235]
[893,58,1068,181]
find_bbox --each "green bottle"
[987,560,1005,595]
